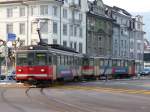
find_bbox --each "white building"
[131,15,145,73]
[0,0,88,53]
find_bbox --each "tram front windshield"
[17,52,47,66]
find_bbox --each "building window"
[53,22,58,34]
[63,41,67,47]
[79,13,82,21]
[70,41,73,48]
[137,43,141,50]
[79,27,82,37]
[53,39,57,44]
[74,42,77,51]
[31,22,37,34]
[6,23,13,33]
[64,0,68,3]
[7,8,13,18]
[74,26,77,37]
[20,7,25,17]
[40,21,48,33]
[63,24,67,36]
[19,23,25,35]
[31,6,36,16]
[63,8,67,18]
[40,5,48,15]
[70,25,73,36]
[53,6,58,16]
[42,39,48,44]
[79,43,83,53]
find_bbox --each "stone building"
[86,0,113,57]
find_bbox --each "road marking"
[54,85,150,95]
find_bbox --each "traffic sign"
[7,33,16,41]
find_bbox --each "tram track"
[0,88,26,112]
[24,86,95,112]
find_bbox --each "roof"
[0,0,63,4]
[112,6,131,17]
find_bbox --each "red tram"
[16,45,83,84]
[15,45,136,85]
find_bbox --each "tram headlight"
[18,69,22,72]
[41,69,45,72]
[29,46,33,50]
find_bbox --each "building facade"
[0,0,88,53]
[132,15,145,72]
[106,6,145,73]
[86,0,113,57]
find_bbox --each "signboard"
[7,33,16,41]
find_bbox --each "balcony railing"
[69,2,81,9]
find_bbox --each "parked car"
[0,75,6,80]
[140,68,150,76]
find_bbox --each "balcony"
[69,2,81,10]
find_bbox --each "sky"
[101,0,150,12]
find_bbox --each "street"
[0,79,150,112]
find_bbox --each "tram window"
[17,53,28,66]
[67,56,70,65]
[125,61,128,67]
[72,57,75,65]
[28,53,35,65]
[57,55,61,65]
[70,56,73,65]
[64,56,68,65]
[89,59,94,66]
[35,53,47,65]
[61,55,64,65]
[109,60,112,67]
[53,54,57,65]
[82,58,89,66]
[117,60,121,66]
[74,57,77,65]
[78,58,81,65]
[49,54,52,65]
[104,60,108,66]
[100,60,104,66]
[112,60,117,66]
